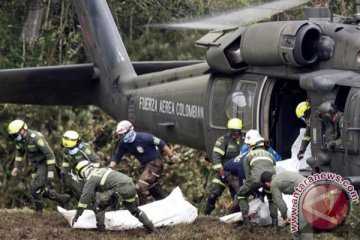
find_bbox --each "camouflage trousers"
[136,158,167,205]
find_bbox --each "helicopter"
[1,0,360,188]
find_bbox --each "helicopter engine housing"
[241,21,322,67]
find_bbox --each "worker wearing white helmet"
[237,129,277,228]
[109,120,180,205]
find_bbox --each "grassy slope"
[0,209,351,240]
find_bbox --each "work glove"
[169,154,181,164]
[72,208,84,227]
[297,150,304,160]
[11,168,18,177]
[47,171,54,180]
[326,141,336,151]
[60,171,67,185]
[71,215,79,227]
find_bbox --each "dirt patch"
[0,209,352,240]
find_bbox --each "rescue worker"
[295,101,311,160]
[109,120,180,205]
[239,140,282,162]
[261,171,313,240]
[71,160,155,232]
[237,129,277,228]
[203,118,243,215]
[223,139,281,213]
[61,130,103,199]
[8,119,70,212]
[317,101,344,150]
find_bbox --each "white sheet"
[58,186,198,230]
[221,129,311,225]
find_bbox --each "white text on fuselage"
[139,97,204,119]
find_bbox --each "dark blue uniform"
[113,132,165,166]
[112,132,167,205]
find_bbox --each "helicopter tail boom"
[0,64,99,105]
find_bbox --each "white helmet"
[244,129,264,146]
[116,120,134,135]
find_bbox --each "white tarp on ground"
[220,128,312,225]
[58,186,198,230]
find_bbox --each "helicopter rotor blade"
[150,0,311,30]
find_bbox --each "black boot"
[203,203,215,215]
[34,201,43,213]
[57,194,71,208]
[227,198,240,214]
[242,214,251,229]
[137,211,155,233]
[272,218,278,227]
[149,183,167,200]
[96,224,106,232]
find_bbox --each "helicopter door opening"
[265,79,307,159]
[343,87,359,156]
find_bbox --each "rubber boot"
[136,188,148,206]
[96,223,106,232]
[56,194,71,208]
[149,183,167,200]
[137,211,155,233]
[227,198,240,214]
[203,203,215,215]
[34,201,43,213]
[272,218,278,227]
[242,214,251,229]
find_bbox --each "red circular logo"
[300,182,350,230]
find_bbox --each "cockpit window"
[210,78,234,128]
[225,81,257,131]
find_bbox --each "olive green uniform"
[270,172,305,219]
[204,134,242,215]
[325,113,344,150]
[61,141,102,197]
[14,129,69,211]
[238,147,277,219]
[270,171,312,240]
[75,168,154,231]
